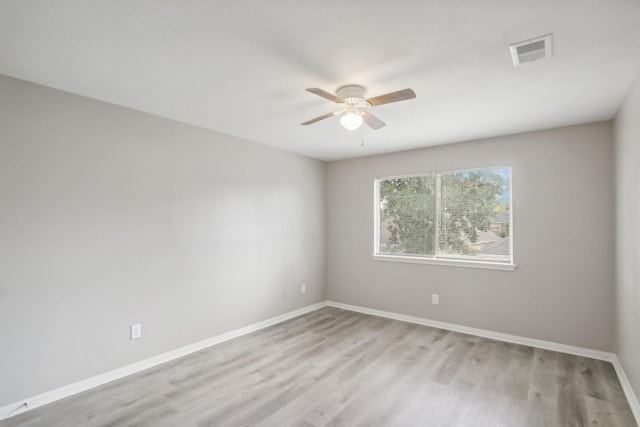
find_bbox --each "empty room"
[1,1,640,426]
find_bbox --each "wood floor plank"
[500,344,535,401]
[556,353,590,427]
[526,385,557,426]
[1,307,636,427]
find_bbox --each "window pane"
[378,175,435,256]
[437,167,510,262]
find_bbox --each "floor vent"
[510,34,553,66]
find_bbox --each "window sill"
[372,254,517,271]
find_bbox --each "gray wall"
[614,75,640,401]
[326,122,615,352]
[0,75,326,406]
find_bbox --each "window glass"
[376,166,512,265]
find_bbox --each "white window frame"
[373,166,516,271]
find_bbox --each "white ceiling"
[1,1,640,161]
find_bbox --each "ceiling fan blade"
[306,88,344,103]
[301,111,337,125]
[363,111,386,130]
[366,88,416,107]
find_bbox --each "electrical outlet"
[282,289,287,300]
[432,294,439,305]
[130,323,142,340]
[301,283,306,294]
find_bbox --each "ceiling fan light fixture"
[340,111,364,130]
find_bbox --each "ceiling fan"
[301,85,416,131]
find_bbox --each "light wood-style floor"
[2,307,637,427]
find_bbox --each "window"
[374,166,513,270]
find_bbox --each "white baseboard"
[612,355,640,425]
[327,301,614,361]
[327,300,640,426]
[0,301,327,422]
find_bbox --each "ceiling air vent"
[509,34,553,66]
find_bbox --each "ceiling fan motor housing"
[336,85,370,109]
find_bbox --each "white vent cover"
[510,34,553,66]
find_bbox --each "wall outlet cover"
[130,324,142,340]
